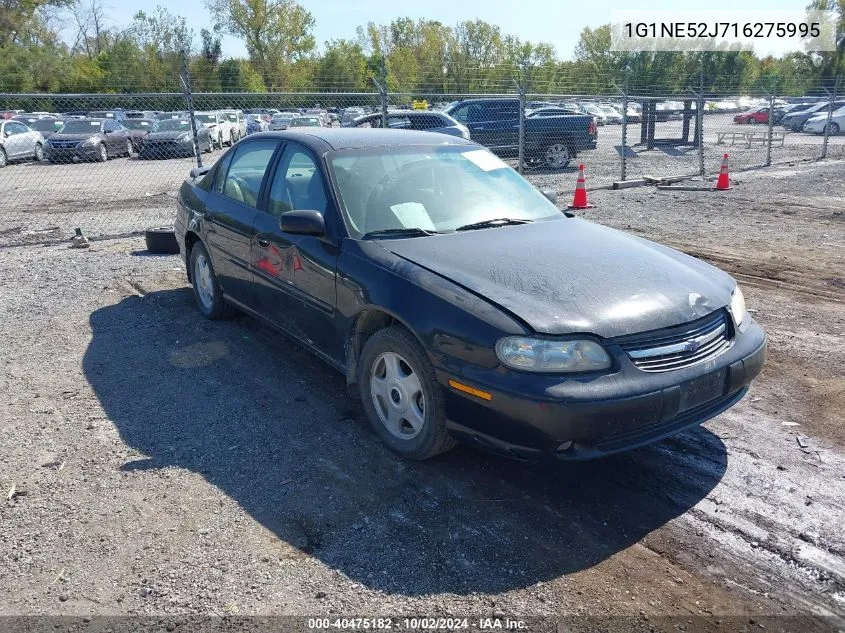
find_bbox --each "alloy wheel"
[544,143,571,169]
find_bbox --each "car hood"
[144,131,191,141]
[377,218,736,338]
[49,133,101,141]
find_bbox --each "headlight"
[495,337,611,373]
[82,136,99,145]
[729,285,746,326]
[177,132,191,141]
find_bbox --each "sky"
[86,0,811,60]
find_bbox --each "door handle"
[257,238,269,247]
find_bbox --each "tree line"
[1,0,841,96]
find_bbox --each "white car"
[802,106,845,135]
[194,111,234,148]
[221,109,247,142]
[597,105,623,124]
[0,119,45,167]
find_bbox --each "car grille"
[50,141,80,149]
[617,310,733,373]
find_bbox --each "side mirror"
[542,189,558,204]
[280,209,325,236]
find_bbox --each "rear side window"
[218,141,278,208]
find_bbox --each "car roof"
[247,128,474,152]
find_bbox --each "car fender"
[337,239,527,384]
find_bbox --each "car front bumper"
[44,145,101,161]
[138,141,195,158]
[437,317,767,461]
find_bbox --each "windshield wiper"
[455,218,534,231]
[362,227,442,239]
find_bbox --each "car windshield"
[60,120,101,133]
[328,146,562,238]
[290,117,319,127]
[124,120,152,130]
[272,114,292,122]
[226,113,238,121]
[153,119,190,132]
[196,114,217,124]
[33,119,62,132]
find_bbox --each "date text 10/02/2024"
[307,618,529,630]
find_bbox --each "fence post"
[517,87,526,174]
[614,79,628,181]
[821,81,839,159]
[380,54,389,129]
[179,58,202,169]
[697,74,705,177]
[765,92,775,167]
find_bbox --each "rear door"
[250,143,343,363]
[203,139,281,307]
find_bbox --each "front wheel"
[34,143,43,161]
[189,242,236,320]
[125,139,133,157]
[828,122,840,135]
[359,326,455,460]
[0,148,6,168]
[98,143,108,162]
[543,143,573,170]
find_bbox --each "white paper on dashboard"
[390,202,436,231]
[462,149,508,171]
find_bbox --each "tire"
[125,139,133,157]
[216,134,223,149]
[34,143,43,161]
[829,122,840,135]
[144,226,180,254]
[359,325,455,460]
[98,143,108,162]
[189,241,236,320]
[543,143,573,170]
[0,148,7,168]
[748,118,757,124]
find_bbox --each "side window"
[386,115,411,129]
[449,104,469,123]
[103,120,115,132]
[219,140,278,208]
[6,122,27,135]
[267,146,328,218]
[213,152,235,195]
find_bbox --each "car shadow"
[83,288,728,597]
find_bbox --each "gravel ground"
[0,158,843,631]
[1,114,842,246]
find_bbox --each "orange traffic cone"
[568,164,594,209]
[713,153,732,190]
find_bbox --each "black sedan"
[44,118,133,163]
[138,118,212,159]
[174,129,766,462]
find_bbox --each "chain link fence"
[0,78,842,247]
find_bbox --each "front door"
[250,143,342,364]
[3,121,30,159]
[203,139,280,307]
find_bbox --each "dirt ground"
[0,159,843,631]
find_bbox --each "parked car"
[341,107,366,125]
[580,103,607,125]
[446,98,597,170]
[733,106,769,125]
[194,111,234,148]
[137,118,212,159]
[174,128,766,462]
[122,118,155,151]
[772,102,813,124]
[624,106,642,122]
[222,109,247,142]
[44,118,132,163]
[525,106,582,118]
[289,116,322,128]
[597,105,623,124]
[346,111,469,139]
[124,110,159,120]
[0,119,45,167]
[305,108,329,126]
[13,116,67,140]
[269,112,297,131]
[782,102,845,131]
[802,106,845,135]
[245,114,268,134]
[87,109,127,123]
